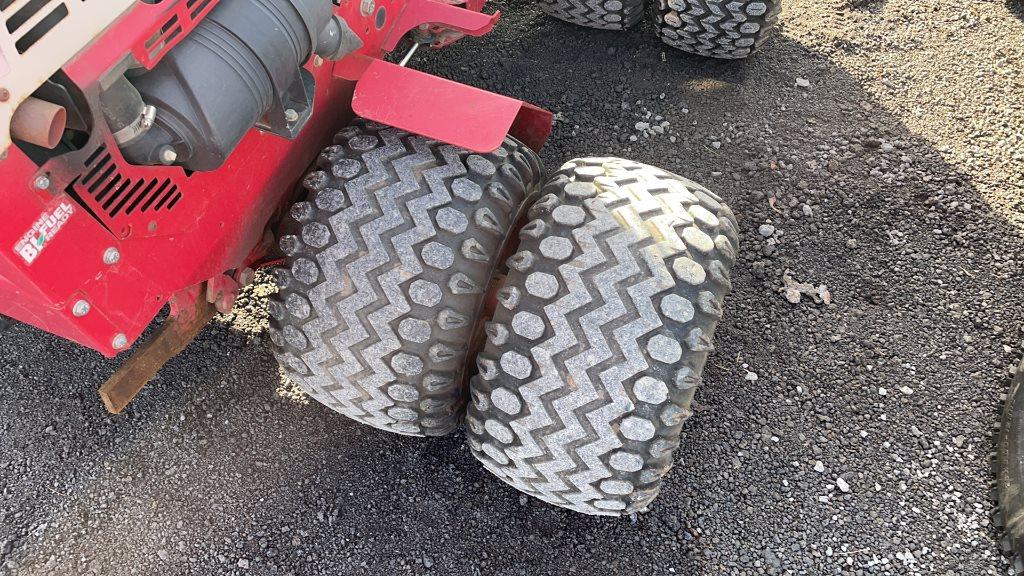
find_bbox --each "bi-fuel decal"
[14,202,75,265]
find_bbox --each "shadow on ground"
[1007,0,1024,22]
[1,5,1021,576]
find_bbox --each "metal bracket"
[352,59,553,153]
[98,283,215,414]
[255,69,316,139]
[384,0,499,51]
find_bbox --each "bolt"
[360,0,374,16]
[112,333,128,350]
[103,247,121,265]
[158,146,178,165]
[33,174,50,190]
[72,300,91,317]
[0,88,9,102]
[284,108,299,123]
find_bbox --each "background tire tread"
[540,0,645,30]
[655,0,781,59]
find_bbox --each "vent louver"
[1,0,69,54]
[74,146,182,218]
[140,0,218,64]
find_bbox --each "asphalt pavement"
[3,1,1024,574]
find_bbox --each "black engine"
[105,0,361,171]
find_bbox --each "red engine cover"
[0,0,551,357]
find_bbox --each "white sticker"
[14,201,75,265]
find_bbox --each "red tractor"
[0,0,742,516]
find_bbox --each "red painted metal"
[354,60,554,153]
[0,66,357,356]
[332,0,497,81]
[206,274,241,314]
[131,0,222,69]
[508,102,555,154]
[383,0,499,51]
[65,2,217,82]
[0,0,553,359]
[354,59,523,154]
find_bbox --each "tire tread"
[270,120,543,437]
[655,0,781,59]
[466,157,738,515]
[540,0,645,30]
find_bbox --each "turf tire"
[997,357,1024,566]
[466,157,739,515]
[270,119,544,437]
[655,0,781,59]
[540,0,645,30]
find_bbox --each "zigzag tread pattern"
[539,0,645,30]
[466,157,739,516]
[655,0,782,59]
[268,119,543,437]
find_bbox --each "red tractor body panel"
[0,0,551,357]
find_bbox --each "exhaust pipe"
[11,97,67,149]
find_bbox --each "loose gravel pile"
[2,1,1023,574]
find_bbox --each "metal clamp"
[111,104,156,145]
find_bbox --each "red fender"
[352,59,553,154]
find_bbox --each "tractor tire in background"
[997,357,1024,566]
[539,0,645,30]
[466,158,738,515]
[655,0,781,59]
[269,119,543,437]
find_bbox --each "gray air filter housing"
[116,0,360,171]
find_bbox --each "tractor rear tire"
[997,357,1024,562]
[539,0,645,30]
[465,158,738,515]
[269,119,543,437]
[655,0,781,60]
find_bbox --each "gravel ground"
[2,1,1024,574]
